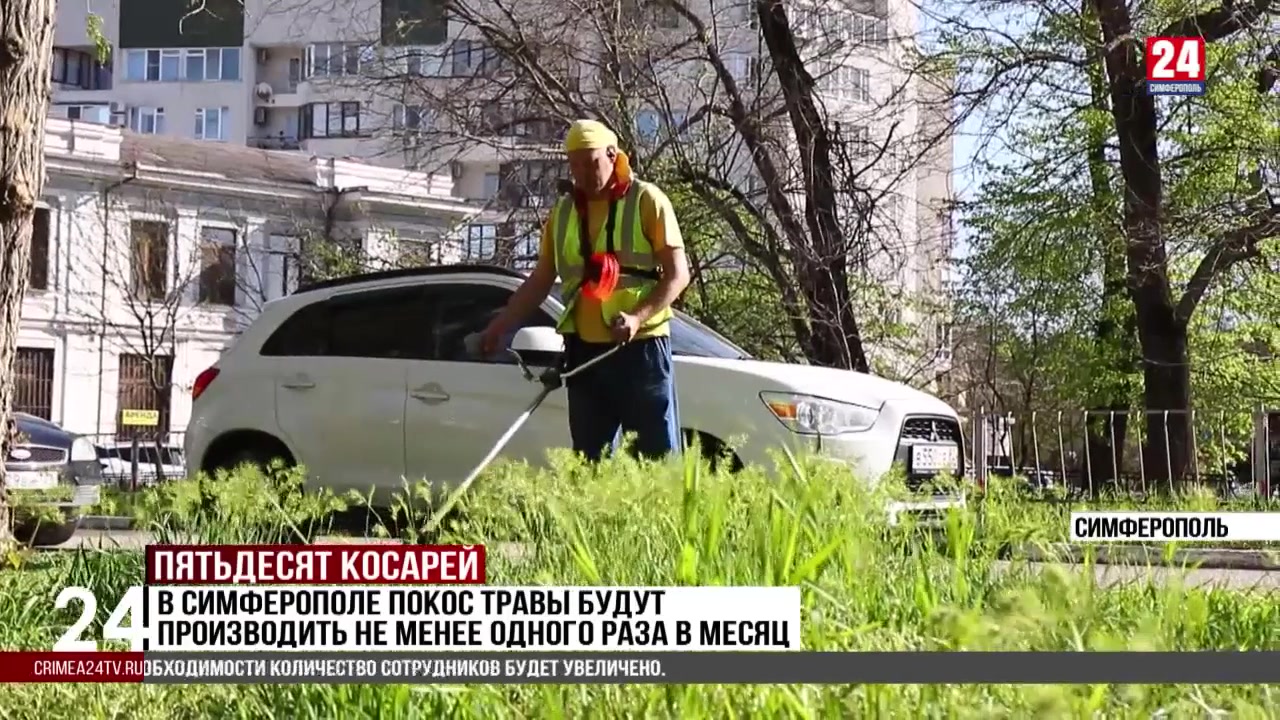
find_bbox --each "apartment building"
[50,0,953,375]
[15,117,474,439]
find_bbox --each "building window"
[399,46,447,76]
[300,101,361,138]
[635,109,689,144]
[182,48,242,82]
[482,172,500,199]
[51,47,111,90]
[399,238,443,267]
[451,40,504,77]
[116,354,173,441]
[124,48,241,82]
[850,68,870,101]
[392,104,431,133]
[198,227,237,305]
[730,0,759,28]
[464,225,498,261]
[816,13,888,46]
[848,124,871,155]
[305,43,374,78]
[647,0,681,28]
[195,106,230,141]
[28,207,50,292]
[636,110,661,142]
[58,103,112,124]
[725,52,753,83]
[474,104,566,142]
[129,220,169,301]
[511,230,539,270]
[128,106,166,135]
[816,63,870,102]
[499,160,565,208]
[13,348,55,420]
[853,14,889,46]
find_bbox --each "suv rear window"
[259,288,431,359]
[260,302,329,356]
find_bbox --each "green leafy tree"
[946,0,1279,485]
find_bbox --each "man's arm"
[631,246,690,324]
[491,250,557,332]
[630,186,691,324]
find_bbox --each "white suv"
[185,266,967,519]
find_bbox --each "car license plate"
[910,444,959,473]
[8,470,59,490]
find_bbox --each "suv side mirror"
[510,326,564,355]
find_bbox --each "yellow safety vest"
[552,179,672,336]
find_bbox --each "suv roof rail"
[293,264,527,295]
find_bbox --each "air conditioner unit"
[253,107,269,126]
[450,162,464,179]
[257,48,270,64]
[108,102,128,127]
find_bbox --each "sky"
[915,0,1011,262]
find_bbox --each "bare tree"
[340,0,964,375]
[0,0,56,541]
[57,187,206,481]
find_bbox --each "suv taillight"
[192,367,220,401]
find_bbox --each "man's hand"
[479,317,509,356]
[611,313,640,343]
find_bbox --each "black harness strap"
[571,186,662,284]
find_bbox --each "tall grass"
[2,450,1279,717]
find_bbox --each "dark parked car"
[5,413,104,546]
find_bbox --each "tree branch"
[1175,208,1280,325]
[1159,0,1277,41]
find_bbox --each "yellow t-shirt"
[538,182,684,343]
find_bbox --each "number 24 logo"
[1148,38,1202,79]
[53,586,147,652]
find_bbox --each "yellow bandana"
[565,119,618,152]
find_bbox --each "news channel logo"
[1146,37,1206,96]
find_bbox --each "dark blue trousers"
[563,334,681,462]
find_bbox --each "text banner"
[138,651,1280,684]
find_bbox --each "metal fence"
[80,431,188,491]
[960,408,1276,498]
[75,408,1280,500]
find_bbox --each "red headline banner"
[145,545,486,585]
[0,652,143,683]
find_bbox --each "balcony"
[51,102,114,125]
[252,80,307,108]
[454,110,566,164]
[252,45,307,107]
[248,135,303,151]
[52,46,112,92]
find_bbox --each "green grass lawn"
[4,450,1280,717]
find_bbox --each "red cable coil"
[582,252,620,301]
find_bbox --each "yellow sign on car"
[120,409,160,427]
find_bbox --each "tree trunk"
[757,0,869,372]
[0,0,57,542]
[1081,2,1137,492]
[1091,0,1192,485]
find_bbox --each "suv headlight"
[70,436,97,462]
[760,392,881,435]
